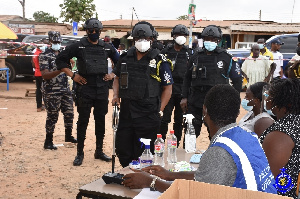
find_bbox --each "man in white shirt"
[270,38,284,80]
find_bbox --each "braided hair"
[249,82,270,101]
[269,78,300,114]
[204,84,240,128]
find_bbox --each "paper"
[133,188,162,199]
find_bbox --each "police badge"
[149,59,156,68]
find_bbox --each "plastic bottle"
[154,134,165,167]
[184,114,196,153]
[139,138,153,168]
[167,130,177,164]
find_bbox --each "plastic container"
[139,138,153,168]
[154,134,165,167]
[184,114,196,153]
[167,130,177,164]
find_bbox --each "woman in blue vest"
[122,84,276,194]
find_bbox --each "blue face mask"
[241,98,253,112]
[204,41,217,51]
[51,43,61,51]
[258,44,264,49]
[40,46,46,52]
[264,100,275,116]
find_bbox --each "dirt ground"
[0,78,246,199]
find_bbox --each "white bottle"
[139,138,153,168]
[184,114,196,153]
[154,134,165,167]
[167,130,177,164]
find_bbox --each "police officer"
[159,24,192,144]
[40,31,77,150]
[180,25,242,139]
[112,21,173,168]
[56,18,120,166]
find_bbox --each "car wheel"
[0,62,16,83]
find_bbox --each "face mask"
[264,100,275,116]
[135,39,151,52]
[88,32,100,42]
[204,41,217,51]
[40,46,46,53]
[175,36,186,45]
[296,47,300,56]
[241,99,253,112]
[258,44,264,49]
[51,43,61,51]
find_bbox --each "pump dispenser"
[139,138,153,168]
[183,114,196,153]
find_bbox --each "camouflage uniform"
[39,48,74,135]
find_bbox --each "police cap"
[201,25,222,39]
[48,31,62,43]
[83,18,103,30]
[131,21,154,38]
[171,24,189,37]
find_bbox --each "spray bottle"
[184,114,196,153]
[139,138,153,168]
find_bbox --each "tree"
[59,0,96,23]
[33,11,58,23]
[177,15,189,20]
[18,0,25,20]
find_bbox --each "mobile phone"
[120,72,128,89]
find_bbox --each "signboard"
[73,21,78,36]
[188,4,196,20]
[8,24,35,35]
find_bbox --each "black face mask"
[296,47,300,56]
[88,32,100,42]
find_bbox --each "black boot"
[73,151,84,166]
[44,133,57,150]
[65,129,77,143]
[94,139,111,162]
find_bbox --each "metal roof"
[231,24,300,33]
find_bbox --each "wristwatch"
[159,111,163,117]
[150,177,158,191]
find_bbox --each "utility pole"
[18,0,25,20]
[189,0,194,48]
[259,10,261,21]
[131,7,133,30]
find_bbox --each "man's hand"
[180,98,188,114]
[142,165,173,181]
[111,95,120,106]
[123,170,153,189]
[264,76,271,82]
[73,74,87,85]
[103,73,115,81]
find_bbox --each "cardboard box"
[158,179,292,199]
[0,59,5,68]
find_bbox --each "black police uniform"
[182,47,242,138]
[113,46,173,168]
[56,37,119,160]
[159,44,192,144]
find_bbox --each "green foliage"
[59,0,96,23]
[177,15,189,20]
[33,11,58,23]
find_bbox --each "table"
[76,149,198,199]
[0,68,9,91]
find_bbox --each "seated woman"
[238,82,274,137]
[260,78,300,198]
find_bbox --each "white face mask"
[135,39,151,52]
[175,36,186,45]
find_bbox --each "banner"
[188,4,196,20]
[72,21,78,36]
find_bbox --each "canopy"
[0,22,18,39]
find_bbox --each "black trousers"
[159,94,183,144]
[115,112,161,168]
[76,98,108,153]
[35,76,43,108]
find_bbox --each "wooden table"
[76,149,198,199]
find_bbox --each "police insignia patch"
[273,167,294,194]
[217,61,223,68]
[149,59,156,68]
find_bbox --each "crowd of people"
[33,18,300,198]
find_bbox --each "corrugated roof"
[231,24,300,33]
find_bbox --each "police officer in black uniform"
[159,24,192,144]
[180,25,242,139]
[112,21,173,168]
[56,18,120,166]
